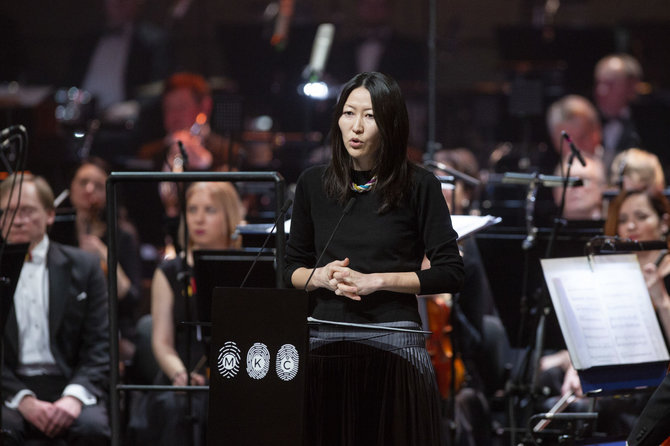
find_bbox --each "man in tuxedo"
[0,174,110,445]
[593,54,643,165]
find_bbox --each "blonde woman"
[132,181,243,446]
[609,147,665,193]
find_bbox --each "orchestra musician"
[128,181,244,446]
[68,157,142,365]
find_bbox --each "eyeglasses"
[3,206,41,219]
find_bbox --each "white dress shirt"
[14,236,55,369]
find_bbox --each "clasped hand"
[316,257,380,301]
[18,395,82,438]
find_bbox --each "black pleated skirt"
[307,321,443,446]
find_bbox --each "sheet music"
[541,254,669,370]
[451,215,502,240]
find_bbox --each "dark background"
[2,0,670,183]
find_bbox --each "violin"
[425,293,466,399]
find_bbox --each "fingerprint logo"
[246,343,270,380]
[217,341,241,379]
[276,344,299,381]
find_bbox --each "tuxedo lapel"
[47,244,70,336]
[4,297,19,360]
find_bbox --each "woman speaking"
[284,72,464,445]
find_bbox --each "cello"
[425,293,466,399]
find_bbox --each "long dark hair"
[324,72,411,213]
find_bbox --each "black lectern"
[208,287,309,446]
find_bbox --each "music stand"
[536,253,669,444]
[540,254,669,393]
[207,287,309,446]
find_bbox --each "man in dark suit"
[0,174,109,445]
[627,373,670,446]
[593,54,643,166]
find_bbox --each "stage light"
[301,81,329,99]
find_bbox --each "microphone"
[240,198,293,288]
[303,197,355,292]
[561,130,587,167]
[304,23,335,81]
[177,140,189,171]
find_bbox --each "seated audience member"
[593,53,643,161]
[0,173,110,445]
[69,157,142,363]
[609,147,665,193]
[129,181,244,446]
[551,154,607,221]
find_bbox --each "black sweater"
[284,164,464,324]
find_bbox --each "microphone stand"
[504,171,540,446]
[523,151,577,446]
[497,168,584,445]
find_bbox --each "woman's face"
[186,187,229,249]
[338,87,381,171]
[70,164,106,215]
[617,193,668,241]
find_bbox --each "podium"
[208,287,309,446]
